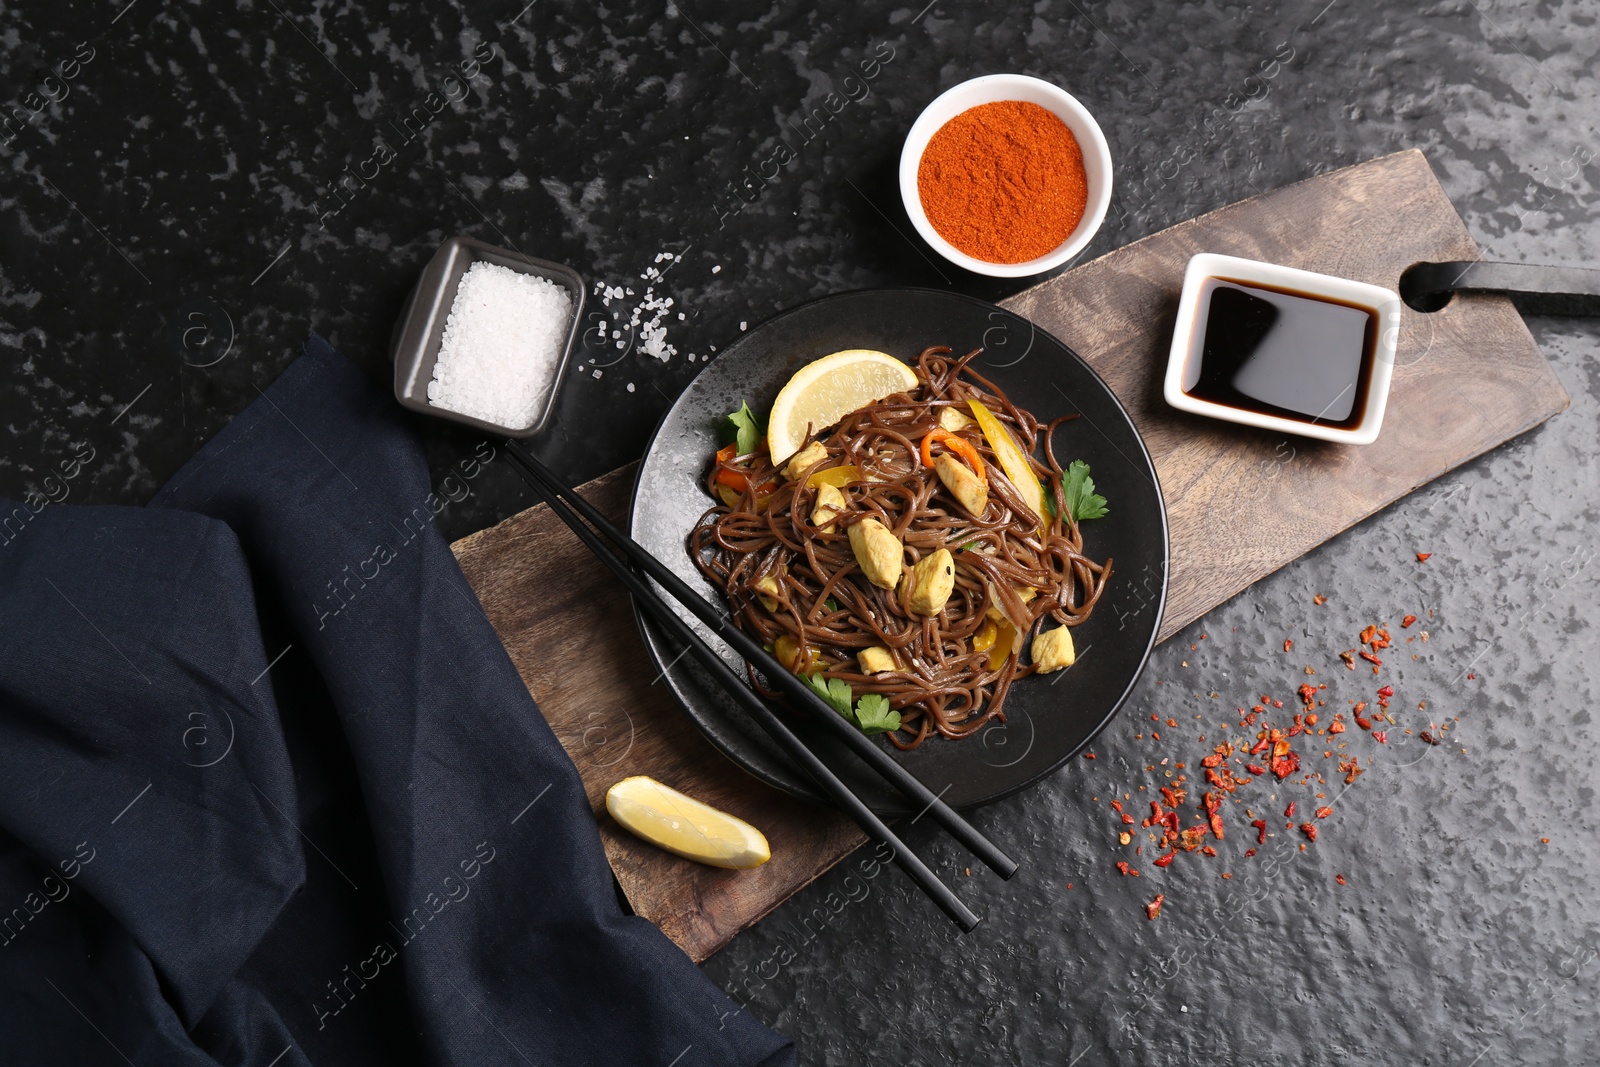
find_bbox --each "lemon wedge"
[605,776,771,869]
[766,349,918,464]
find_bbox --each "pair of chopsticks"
[501,440,1017,930]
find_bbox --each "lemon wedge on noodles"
[766,349,919,464]
[605,776,771,869]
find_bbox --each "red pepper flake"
[1246,763,1267,776]
[1373,629,1391,650]
[1121,812,1136,825]
[1083,752,1096,759]
[1420,731,1439,745]
[1300,822,1318,841]
[1284,801,1296,819]
[1145,894,1164,920]
[1115,860,1140,877]
[1179,827,1207,852]
[1314,806,1333,819]
[1335,874,1347,885]
[1209,812,1226,839]
[1328,720,1346,735]
[1401,614,1417,628]
[1339,650,1356,670]
[1249,736,1270,755]
[1313,594,1327,605]
[1252,819,1268,843]
[1153,849,1176,868]
[1244,848,1257,857]
[1359,624,1378,646]
[1201,845,1217,856]
[1284,638,1294,652]
[1416,552,1431,562]
[1271,752,1301,779]
[1297,683,1318,705]
[1359,650,1383,666]
[1160,788,1179,809]
[1110,800,1123,812]
[1355,713,1373,731]
[1377,685,1394,699]
[1372,730,1388,743]
[1201,753,1224,768]
[1273,700,1284,709]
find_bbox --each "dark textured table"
[3,1,1596,1063]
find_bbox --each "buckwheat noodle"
[690,346,1112,749]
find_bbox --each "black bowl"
[629,289,1167,815]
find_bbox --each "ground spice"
[917,100,1088,264]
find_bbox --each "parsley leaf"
[724,401,762,457]
[805,672,854,719]
[1060,460,1109,521]
[823,597,840,613]
[853,693,901,735]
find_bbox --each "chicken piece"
[938,406,976,433]
[847,518,903,590]
[904,548,955,616]
[811,482,847,534]
[782,440,829,480]
[1031,625,1076,673]
[857,646,899,674]
[934,453,988,517]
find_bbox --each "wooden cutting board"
[451,149,1568,963]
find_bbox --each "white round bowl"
[898,74,1113,279]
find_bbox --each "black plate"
[629,289,1168,815]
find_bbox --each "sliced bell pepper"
[966,399,1045,535]
[919,429,987,483]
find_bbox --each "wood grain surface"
[1003,149,1569,641]
[451,150,1568,962]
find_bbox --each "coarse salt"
[427,261,574,430]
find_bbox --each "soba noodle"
[690,346,1112,749]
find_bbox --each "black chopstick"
[503,446,980,930]
[503,440,1019,881]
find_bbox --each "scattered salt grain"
[739,321,748,331]
[712,265,721,273]
[427,262,573,430]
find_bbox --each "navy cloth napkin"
[0,335,794,1067]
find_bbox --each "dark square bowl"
[391,235,586,439]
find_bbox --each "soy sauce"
[1182,277,1378,429]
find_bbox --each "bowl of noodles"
[630,289,1166,814]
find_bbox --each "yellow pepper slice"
[806,465,862,490]
[972,618,998,654]
[987,618,1018,672]
[966,399,1045,535]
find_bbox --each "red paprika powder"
[917,100,1089,264]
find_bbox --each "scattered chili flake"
[1201,845,1217,856]
[1340,650,1356,669]
[1377,684,1394,699]
[1335,874,1347,885]
[1221,872,1232,879]
[1401,614,1417,628]
[1246,763,1267,776]
[1359,650,1383,666]
[1153,849,1176,868]
[1359,624,1378,646]
[1313,594,1327,605]
[1145,894,1164,920]
[1271,752,1301,779]
[1160,787,1179,809]
[1416,552,1432,562]
[1252,819,1268,843]
[1314,806,1333,819]
[1284,801,1296,819]
[1209,813,1226,839]
[1115,861,1139,877]
[1541,838,1550,845]
[1298,684,1318,705]
[1284,638,1294,652]
[1355,713,1373,731]
[1201,753,1224,768]
[1329,721,1346,735]
[1300,822,1318,842]
[1110,800,1123,812]
[1372,731,1388,743]
[1082,752,1095,759]
[1420,731,1439,745]
[1250,736,1270,755]
[1244,848,1257,857]
[1121,813,1136,825]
